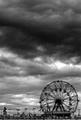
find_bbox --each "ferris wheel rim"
[40,80,79,114]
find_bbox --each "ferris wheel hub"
[55,98,62,105]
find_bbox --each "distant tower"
[24,108,28,114]
[16,108,20,115]
[78,109,80,116]
[3,107,7,116]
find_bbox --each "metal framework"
[40,80,79,118]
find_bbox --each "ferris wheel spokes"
[40,80,78,115]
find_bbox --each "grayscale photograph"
[0,0,80,120]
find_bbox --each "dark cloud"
[0,25,81,63]
[0,0,81,63]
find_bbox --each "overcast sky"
[0,0,80,114]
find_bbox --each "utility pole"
[3,107,7,120]
[24,108,27,114]
[78,109,80,116]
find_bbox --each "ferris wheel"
[40,80,79,117]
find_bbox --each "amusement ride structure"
[40,80,79,118]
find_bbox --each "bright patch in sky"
[51,61,67,70]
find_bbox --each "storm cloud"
[0,0,81,61]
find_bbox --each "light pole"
[3,107,7,120]
[24,108,27,115]
[78,109,81,116]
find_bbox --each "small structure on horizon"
[3,107,7,116]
